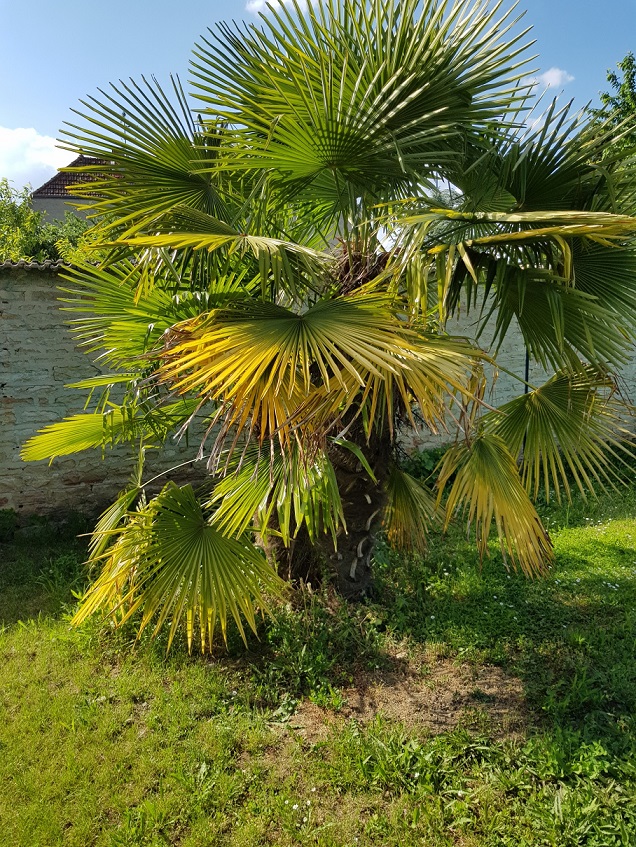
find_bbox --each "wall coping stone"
[0,260,67,272]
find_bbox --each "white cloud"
[246,0,281,11]
[0,127,71,192]
[246,0,307,12]
[533,68,575,90]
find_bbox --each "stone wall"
[2,265,636,515]
[0,265,204,516]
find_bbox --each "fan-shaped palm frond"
[484,367,635,502]
[156,289,480,449]
[61,75,227,229]
[397,205,636,370]
[193,0,533,208]
[21,399,199,462]
[449,99,636,215]
[491,268,634,370]
[73,483,286,652]
[59,261,254,369]
[437,433,553,576]
[116,205,333,296]
[571,239,636,326]
[384,466,438,555]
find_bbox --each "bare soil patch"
[290,655,528,743]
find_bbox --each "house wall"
[31,197,89,222]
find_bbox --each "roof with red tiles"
[31,155,103,199]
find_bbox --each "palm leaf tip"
[384,466,438,555]
[72,483,286,653]
[437,433,553,577]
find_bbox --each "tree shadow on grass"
[0,520,89,626]
[3,500,635,758]
[370,529,636,754]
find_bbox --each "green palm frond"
[490,268,633,370]
[60,75,227,229]
[437,433,553,576]
[384,466,438,555]
[572,239,636,326]
[484,367,635,502]
[21,400,198,462]
[21,407,137,461]
[60,261,253,369]
[393,94,636,333]
[450,99,636,214]
[397,204,636,370]
[192,0,533,218]
[73,483,286,652]
[210,441,345,546]
[398,209,636,370]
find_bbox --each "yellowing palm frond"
[88,487,142,561]
[21,407,136,461]
[437,433,553,576]
[384,466,438,555]
[484,367,635,502]
[414,208,636,238]
[21,401,198,462]
[156,291,480,447]
[72,483,286,652]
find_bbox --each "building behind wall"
[30,155,102,222]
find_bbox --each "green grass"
[1,488,636,846]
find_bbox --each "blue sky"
[1,0,634,189]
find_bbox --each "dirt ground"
[290,654,528,743]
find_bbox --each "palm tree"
[22,0,636,652]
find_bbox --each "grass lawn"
[1,488,636,846]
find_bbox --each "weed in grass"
[247,587,389,709]
[399,446,448,483]
[0,509,18,542]
[108,800,175,847]
[35,551,86,604]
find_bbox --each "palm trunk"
[270,431,390,598]
[324,431,390,597]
